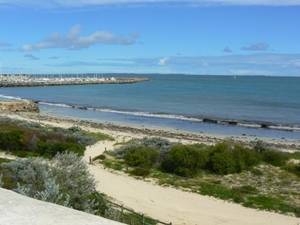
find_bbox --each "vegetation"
[161,144,208,177]
[0,120,159,225]
[0,152,104,212]
[0,152,157,225]
[98,138,300,217]
[0,119,112,158]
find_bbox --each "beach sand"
[1,112,300,225]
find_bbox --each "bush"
[0,130,24,151]
[207,142,261,175]
[161,144,208,177]
[207,149,236,174]
[2,152,104,213]
[124,146,158,169]
[262,150,288,167]
[94,154,106,161]
[36,141,85,158]
[139,137,172,152]
[130,167,151,177]
[283,163,300,177]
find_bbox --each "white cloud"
[158,57,169,66]
[1,0,300,7]
[24,54,40,60]
[21,25,138,51]
[241,42,269,51]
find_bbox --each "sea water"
[1,74,300,139]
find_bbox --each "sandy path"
[86,141,300,225]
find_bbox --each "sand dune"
[86,140,300,225]
[1,113,299,225]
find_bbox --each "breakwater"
[0,75,149,87]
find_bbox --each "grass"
[243,196,300,216]
[198,182,243,203]
[103,158,125,171]
[0,158,10,164]
[82,130,115,142]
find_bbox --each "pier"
[0,74,149,87]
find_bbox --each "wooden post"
[121,205,124,222]
[142,214,145,225]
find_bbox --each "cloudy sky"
[0,0,300,75]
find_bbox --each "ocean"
[1,74,300,139]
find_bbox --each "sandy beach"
[1,111,299,225]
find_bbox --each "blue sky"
[0,0,300,76]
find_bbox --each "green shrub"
[161,144,208,177]
[140,137,172,152]
[0,130,24,151]
[283,163,300,177]
[262,150,289,167]
[207,143,237,175]
[124,146,158,169]
[206,142,261,175]
[37,141,85,158]
[0,121,102,158]
[94,154,106,161]
[130,167,151,177]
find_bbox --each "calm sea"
[1,75,300,139]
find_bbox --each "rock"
[0,100,39,113]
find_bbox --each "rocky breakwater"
[0,100,39,113]
[0,75,150,87]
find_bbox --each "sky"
[0,0,300,76]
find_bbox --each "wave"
[94,108,203,122]
[39,101,72,108]
[1,95,299,132]
[0,94,24,101]
[38,101,203,122]
[36,100,300,131]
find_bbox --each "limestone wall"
[0,100,39,113]
[0,188,123,225]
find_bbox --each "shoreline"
[38,100,300,132]
[1,94,300,132]
[1,111,300,151]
